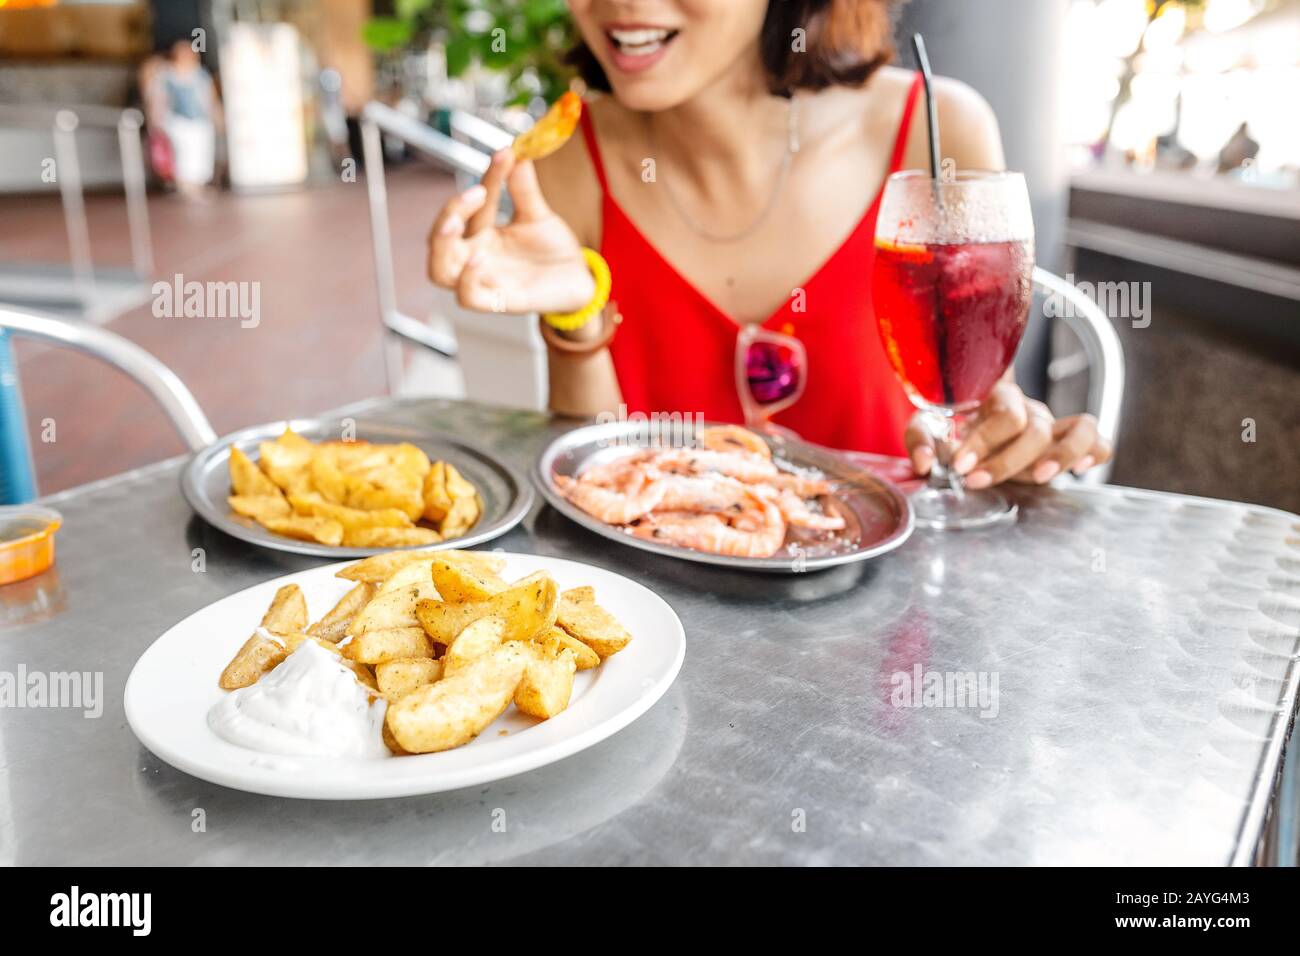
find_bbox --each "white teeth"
[610,28,671,47]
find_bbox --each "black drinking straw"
[911,34,942,184]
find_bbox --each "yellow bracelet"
[542,248,610,332]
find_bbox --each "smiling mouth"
[606,27,680,59]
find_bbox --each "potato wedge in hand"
[514,647,577,719]
[342,626,433,664]
[442,616,506,677]
[375,657,443,700]
[416,572,558,645]
[556,586,632,659]
[385,643,531,753]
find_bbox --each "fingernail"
[965,470,992,489]
[1033,460,1061,484]
[492,148,511,164]
[1072,455,1095,475]
[463,184,486,203]
[953,451,977,475]
[913,449,934,476]
[438,214,462,236]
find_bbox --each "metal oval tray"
[183,418,533,558]
[535,422,914,573]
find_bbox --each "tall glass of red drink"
[873,170,1035,529]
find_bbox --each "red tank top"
[579,73,923,454]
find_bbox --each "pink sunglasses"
[735,324,807,430]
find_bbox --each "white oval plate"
[124,553,685,799]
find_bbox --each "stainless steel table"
[4,398,1298,865]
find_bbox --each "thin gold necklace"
[646,95,800,244]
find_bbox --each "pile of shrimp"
[554,425,845,559]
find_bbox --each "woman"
[429,0,1110,487]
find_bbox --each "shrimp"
[770,488,846,532]
[576,451,658,488]
[554,472,666,525]
[656,474,753,514]
[652,448,779,483]
[632,489,786,558]
[767,471,834,496]
[698,425,772,460]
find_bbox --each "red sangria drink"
[874,238,1033,411]
[873,170,1035,531]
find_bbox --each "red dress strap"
[887,72,926,172]
[578,108,611,194]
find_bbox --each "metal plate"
[182,417,532,558]
[534,421,914,573]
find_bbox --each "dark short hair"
[567,0,900,97]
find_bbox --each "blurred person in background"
[141,40,222,199]
[429,0,1111,488]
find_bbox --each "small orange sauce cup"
[0,506,61,585]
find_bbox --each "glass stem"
[925,409,965,499]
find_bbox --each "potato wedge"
[429,557,508,603]
[219,633,286,689]
[555,586,632,659]
[539,626,600,671]
[438,494,480,540]
[228,494,291,523]
[347,526,442,549]
[514,647,577,719]
[442,616,506,677]
[416,572,557,645]
[307,582,374,643]
[422,461,451,523]
[336,548,505,585]
[375,657,444,700]
[290,495,412,531]
[342,626,432,664]
[385,642,531,753]
[258,429,316,495]
[354,581,435,633]
[261,584,309,633]
[261,515,344,547]
[377,559,436,595]
[230,446,281,498]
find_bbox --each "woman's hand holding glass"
[903,381,1113,487]
[427,150,595,318]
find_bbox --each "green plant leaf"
[361,17,414,53]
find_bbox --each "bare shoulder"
[898,69,1004,172]
[532,97,609,248]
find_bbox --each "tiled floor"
[3,163,455,493]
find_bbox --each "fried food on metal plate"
[230,446,282,498]
[261,514,345,547]
[228,494,291,523]
[227,428,483,547]
[416,572,558,645]
[555,586,632,659]
[375,657,443,700]
[384,642,532,753]
[514,645,577,719]
[511,91,582,162]
[307,582,374,643]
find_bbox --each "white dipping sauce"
[209,639,388,758]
